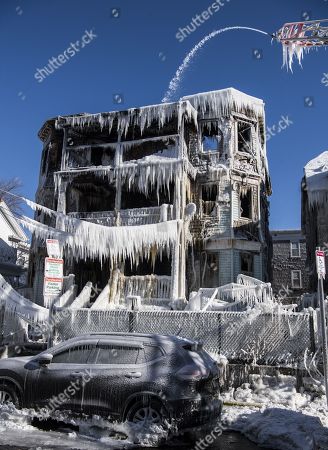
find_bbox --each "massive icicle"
[55,100,198,136]
[55,157,197,197]
[18,211,181,266]
[0,274,48,323]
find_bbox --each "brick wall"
[271,237,310,301]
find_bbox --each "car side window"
[144,345,164,362]
[93,345,141,365]
[52,344,95,364]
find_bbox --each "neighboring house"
[0,200,29,288]
[271,230,310,303]
[29,87,272,305]
[301,151,328,293]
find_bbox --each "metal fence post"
[309,309,316,355]
[218,312,222,354]
[47,295,59,348]
[0,303,5,346]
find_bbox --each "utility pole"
[316,247,328,407]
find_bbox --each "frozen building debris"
[271,229,310,303]
[28,87,272,309]
[0,200,30,289]
[302,151,328,292]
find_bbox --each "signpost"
[44,240,63,347]
[316,247,328,407]
[46,239,61,259]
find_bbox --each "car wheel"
[0,383,20,408]
[126,399,168,430]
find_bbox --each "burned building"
[302,151,328,293]
[29,88,271,306]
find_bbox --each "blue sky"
[0,0,327,229]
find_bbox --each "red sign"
[316,250,326,279]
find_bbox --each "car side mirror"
[37,353,53,367]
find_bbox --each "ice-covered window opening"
[200,121,224,154]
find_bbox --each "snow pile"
[304,150,328,208]
[222,374,328,449]
[0,403,172,449]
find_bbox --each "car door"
[81,340,148,418]
[25,341,97,413]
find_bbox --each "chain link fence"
[53,308,312,366]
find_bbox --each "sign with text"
[44,277,63,296]
[45,258,63,279]
[46,239,60,258]
[316,250,326,279]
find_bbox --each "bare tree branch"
[0,178,23,215]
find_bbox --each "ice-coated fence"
[53,308,312,365]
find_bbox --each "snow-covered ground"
[0,404,168,449]
[221,374,328,450]
[0,374,327,449]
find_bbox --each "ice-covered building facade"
[28,88,272,307]
[302,151,328,293]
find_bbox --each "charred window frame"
[237,120,253,154]
[240,252,254,276]
[90,147,103,166]
[240,187,253,220]
[41,146,49,175]
[201,251,219,288]
[199,121,223,154]
[201,184,218,217]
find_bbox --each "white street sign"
[44,277,63,296]
[46,239,60,258]
[45,258,63,278]
[316,250,326,279]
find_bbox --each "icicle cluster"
[304,150,328,208]
[55,157,197,197]
[18,199,182,265]
[282,43,310,71]
[0,273,48,323]
[55,101,198,137]
[181,88,264,120]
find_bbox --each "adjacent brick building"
[301,151,328,293]
[271,229,310,302]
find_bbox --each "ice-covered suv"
[0,333,222,432]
